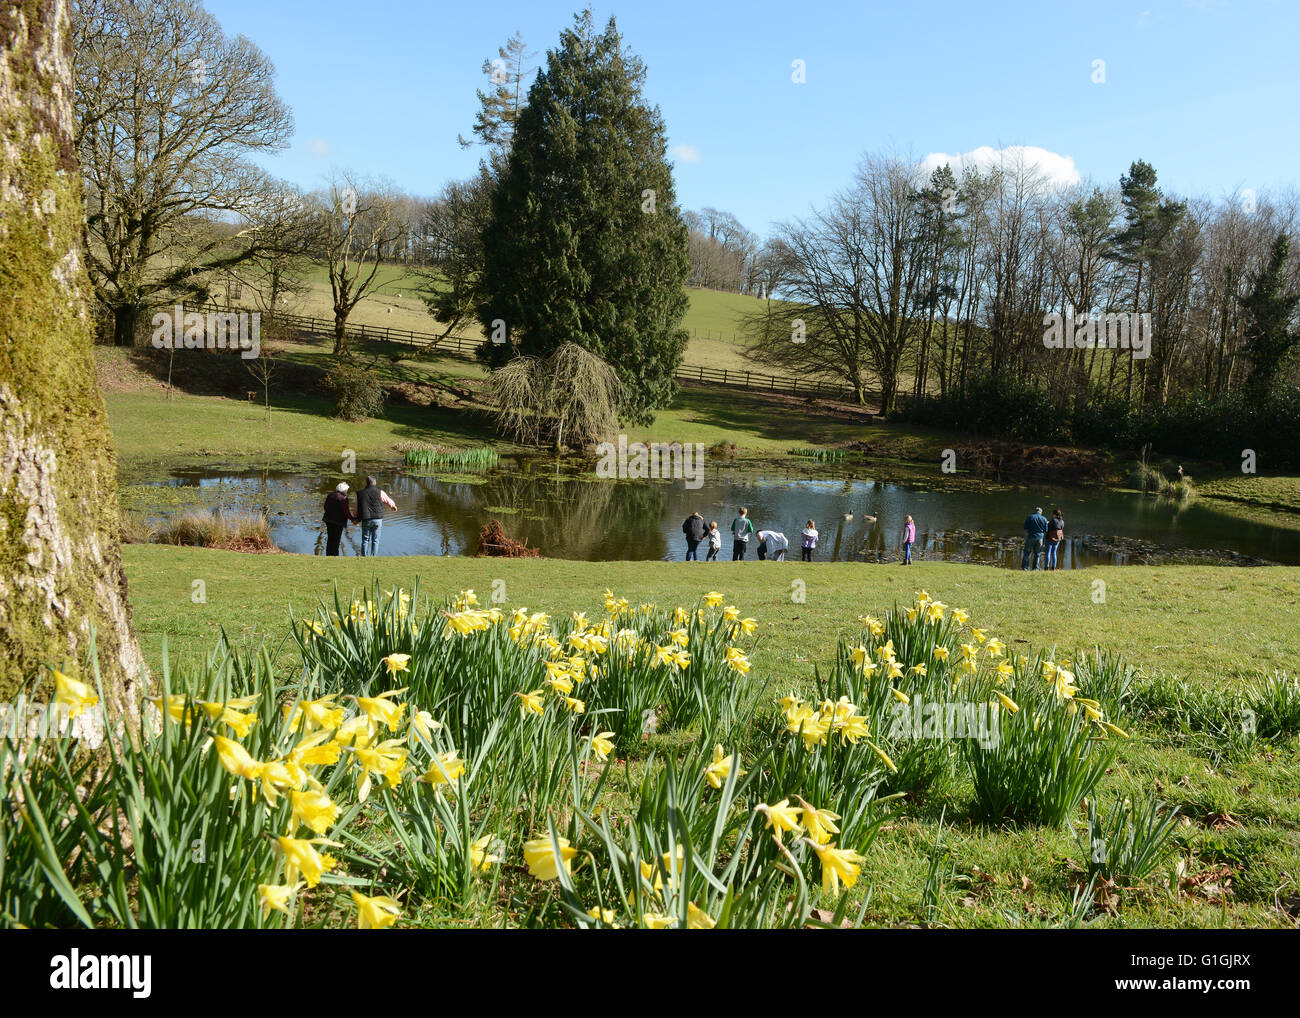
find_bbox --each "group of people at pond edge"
[322,477,397,556]
[1021,506,1066,570]
[682,506,1063,568]
[680,507,917,564]
[680,508,790,561]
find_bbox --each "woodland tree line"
[732,152,1300,467]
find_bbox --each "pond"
[128,462,1300,568]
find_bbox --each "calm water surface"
[137,464,1300,568]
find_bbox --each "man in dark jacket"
[322,482,353,556]
[1022,507,1049,571]
[682,511,706,560]
[356,475,397,557]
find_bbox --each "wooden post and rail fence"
[181,301,884,406]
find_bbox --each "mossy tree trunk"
[0,0,146,720]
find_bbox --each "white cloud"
[1137,9,1152,27]
[305,138,334,158]
[917,145,1082,190]
[671,143,701,164]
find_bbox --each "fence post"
[745,371,750,389]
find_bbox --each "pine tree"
[1110,160,1186,403]
[476,10,690,426]
[1241,233,1300,399]
[459,31,538,154]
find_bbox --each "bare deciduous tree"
[310,174,406,358]
[73,0,293,344]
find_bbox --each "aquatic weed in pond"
[788,447,845,462]
[404,446,500,471]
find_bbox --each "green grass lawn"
[102,343,954,477]
[104,389,504,477]
[124,547,1300,690]
[1199,474,1300,532]
[235,262,775,374]
[121,546,1300,929]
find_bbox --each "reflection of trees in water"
[827,517,887,562]
[390,468,671,559]
[488,472,671,560]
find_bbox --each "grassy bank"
[102,359,949,479]
[236,263,771,375]
[118,546,1300,929]
[1200,474,1300,532]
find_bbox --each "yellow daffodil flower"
[351,890,401,930]
[380,653,411,676]
[276,836,340,887]
[258,882,302,918]
[704,744,744,789]
[354,688,408,731]
[993,691,1020,713]
[213,735,262,781]
[290,789,341,835]
[756,799,803,841]
[53,671,99,719]
[796,797,841,845]
[418,749,466,786]
[523,836,578,880]
[515,689,545,716]
[804,839,865,895]
[470,835,500,872]
[589,731,615,761]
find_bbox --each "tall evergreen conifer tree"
[477,10,690,425]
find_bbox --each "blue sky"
[206,0,1299,234]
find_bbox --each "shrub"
[322,362,387,421]
[476,519,539,557]
[119,510,157,544]
[1128,462,1164,493]
[156,509,274,551]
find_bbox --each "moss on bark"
[0,0,146,717]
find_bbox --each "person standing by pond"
[731,507,755,560]
[682,511,706,561]
[1022,506,1048,571]
[322,482,354,557]
[900,515,916,565]
[800,519,818,561]
[357,475,397,557]
[706,521,722,561]
[1044,508,1065,570]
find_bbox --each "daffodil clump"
[819,590,1128,823]
[550,737,880,930]
[4,584,1140,930]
